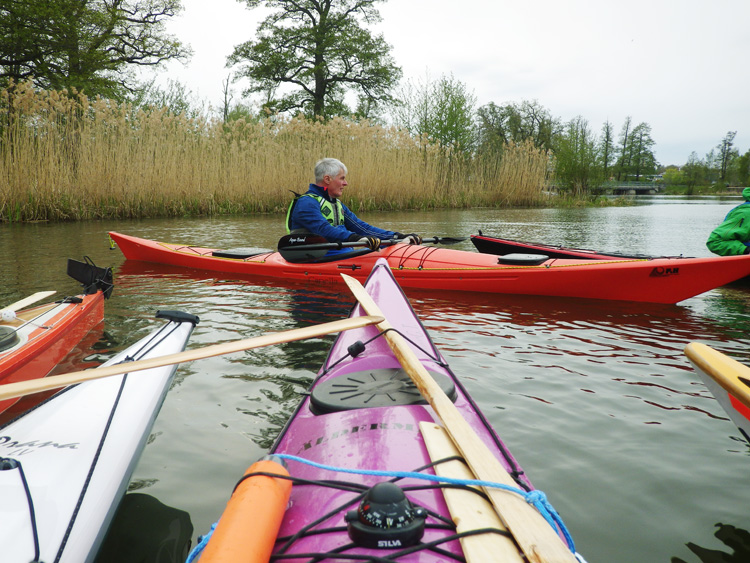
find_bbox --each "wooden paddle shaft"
[0,315,384,402]
[421,422,525,562]
[2,291,57,313]
[341,274,577,563]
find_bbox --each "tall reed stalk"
[0,81,551,223]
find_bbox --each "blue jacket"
[287,184,397,243]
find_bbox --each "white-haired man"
[286,158,421,254]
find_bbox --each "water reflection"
[407,287,736,360]
[234,288,353,449]
[113,259,745,428]
[95,493,193,563]
[396,288,750,429]
[114,261,359,451]
[672,523,750,563]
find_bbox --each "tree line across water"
[1,1,746,223]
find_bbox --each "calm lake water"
[2,195,750,562]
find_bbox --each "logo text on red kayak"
[650,266,679,277]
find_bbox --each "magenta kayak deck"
[194,260,581,562]
[109,230,750,303]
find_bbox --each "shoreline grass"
[1,81,553,223]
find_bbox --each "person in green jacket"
[706,187,750,256]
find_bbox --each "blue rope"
[185,522,216,563]
[274,453,576,553]
[185,455,580,561]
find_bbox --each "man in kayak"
[706,187,750,256]
[286,158,422,253]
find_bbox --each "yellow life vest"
[286,193,344,234]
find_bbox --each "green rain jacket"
[706,187,750,256]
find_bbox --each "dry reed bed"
[0,82,551,223]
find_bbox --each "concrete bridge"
[602,181,662,195]
[548,181,663,195]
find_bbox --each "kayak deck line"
[270,451,575,544]
[156,241,276,263]
[2,303,57,326]
[387,258,649,272]
[188,451,578,563]
[161,239,646,272]
[150,236,648,272]
[6,296,96,329]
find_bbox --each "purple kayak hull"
[259,260,575,560]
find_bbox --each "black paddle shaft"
[276,234,466,263]
[278,233,464,250]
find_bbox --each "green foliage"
[553,116,602,195]
[225,103,259,123]
[682,152,708,189]
[229,0,401,119]
[613,117,632,181]
[0,0,189,101]
[599,121,615,179]
[393,73,476,152]
[661,167,686,186]
[476,100,559,154]
[131,78,206,119]
[628,122,657,179]
[716,131,738,181]
[734,150,750,186]
[613,118,657,180]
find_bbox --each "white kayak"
[0,310,198,563]
[685,341,750,443]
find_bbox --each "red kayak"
[0,259,113,412]
[109,231,750,304]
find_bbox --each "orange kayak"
[0,259,113,412]
[109,231,750,304]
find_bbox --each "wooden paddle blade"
[341,272,577,563]
[420,422,525,562]
[685,342,750,411]
[0,315,384,401]
[2,291,57,313]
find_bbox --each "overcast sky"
[155,0,750,167]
